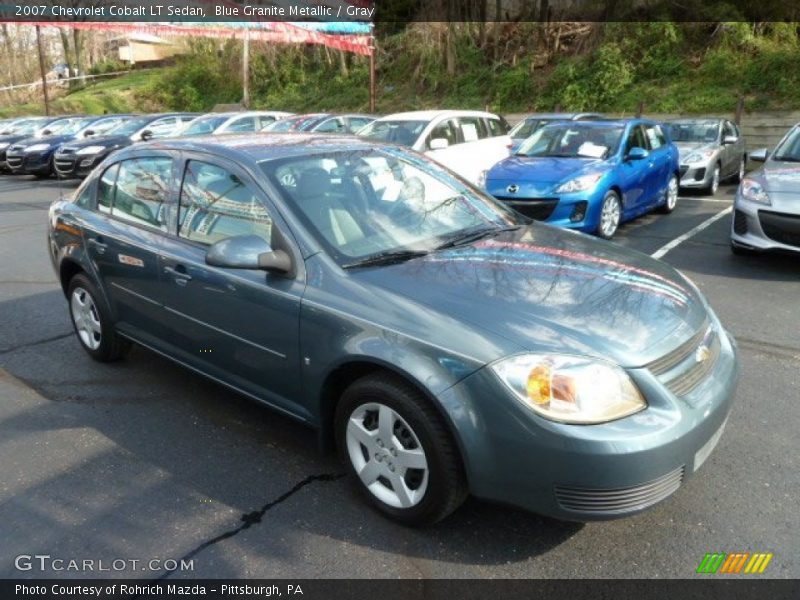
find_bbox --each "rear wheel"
[659,174,679,214]
[67,273,130,362]
[596,190,621,239]
[335,373,467,525]
[733,157,746,183]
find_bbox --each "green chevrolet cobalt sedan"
[48,134,738,525]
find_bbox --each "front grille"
[555,467,684,514]
[733,210,748,235]
[495,197,558,220]
[759,210,800,248]
[647,321,720,397]
[54,157,76,172]
[59,147,77,155]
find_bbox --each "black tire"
[67,273,131,362]
[335,373,467,526]
[733,156,747,183]
[658,173,679,214]
[705,163,721,196]
[596,190,622,239]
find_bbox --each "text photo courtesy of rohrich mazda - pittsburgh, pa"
[0,3,797,599]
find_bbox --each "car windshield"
[264,115,319,133]
[261,148,524,266]
[106,116,153,136]
[182,115,229,136]
[666,120,720,143]
[357,120,428,146]
[3,119,41,135]
[39,117,93,136]
[509,118,555,139]
[771,126,800,162]
[517,124,624,159]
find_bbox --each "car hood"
[486,155,610,196]
[353,225,708,368]
[59,134,133,150]
[753,162,800,194]
[10,133,77,150]
[0,133,33,145]
[675,142,716,157]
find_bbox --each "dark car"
[263,113,376,134]
[48,134,737,525]
[5,114,134,178]
[53,113,200,179]
[0,117,60,172]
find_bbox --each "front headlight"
[491,354,646,424]
[555,173,603,194]
[0,142,8,151]
[740,177,770,205]
[25,143,51,153]
[683,149,715,164]
[77,145,106,155]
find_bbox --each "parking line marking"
[651,207,733,259]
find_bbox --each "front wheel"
[596,190,622,239]
[659,174,679,214]
[706,164,720,195]
[335,374,467,525]
[733,157,746,183]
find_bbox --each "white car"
[180,111,294,137]
[357,110,512,185]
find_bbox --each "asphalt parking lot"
[0,175,797,579]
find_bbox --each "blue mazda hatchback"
[483,119,680,239]
[48,134,736,525]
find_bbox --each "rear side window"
[226,117,257,133]
[348,117,373,132]
[257,115,277,129]
[111,157,172,231]
[178,160,272,246]
[645,124,666,149]
[458,116,488,142]
[315,118,345,133]
[487,117,508,137]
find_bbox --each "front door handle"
[87,237,107,254]
[164,264,192,284]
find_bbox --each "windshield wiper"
[434,226,513,250]
[772,155,800,162]
[342,249,429,269]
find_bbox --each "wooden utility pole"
[35,25,50,115]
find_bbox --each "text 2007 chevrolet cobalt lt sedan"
[48,135,738,525]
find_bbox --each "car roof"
[521,112,600,120]
[375,110,500,121]
[139,133,386,164]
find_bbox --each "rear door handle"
[163,265,192,284]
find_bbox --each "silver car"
[731,124,800,255]
[667,118,747,194]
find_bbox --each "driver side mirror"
[205,234,293,275]
[429,138,449,150]
[749,148,768,162]
[140,129,154,141]
[722,135,738,145]
[626,146,649,161]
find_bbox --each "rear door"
[80,154,177,333]
[155,155,307,417]
[643,122,673,207]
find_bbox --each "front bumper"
[6,150,52,175]
[493,193,597,233]
[54,151,103,179]
[731,192,800,253]
[678,163,712,188]
[437,326,738,521]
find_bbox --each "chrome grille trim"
[663,329,721,397]
[647,320,710,376]
[555,467,684,514]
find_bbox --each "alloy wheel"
[70,287,102,350]
[345,402,429,509]
[600,194,621,238]
[710,166,720,195]
[666,175,678,211]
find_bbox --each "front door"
[619,124,653,215]
[156,157,307,418]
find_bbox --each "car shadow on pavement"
[0,291,582,573]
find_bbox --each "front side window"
[225,117,257,133]
[178,160,272,246]
[624,125,649,153]
[97,163,119,214]
[147,118,178,138]
[357,120,428,146]
[347,117,374,133]
[263,149,522,265]
[427,119,459,149]
[772,127,800,162]
[111,157,172,230]
[314,118,345,133]
[491,117,514,137]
